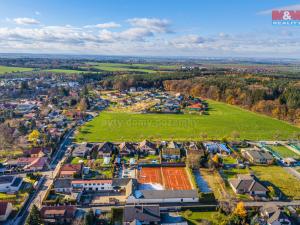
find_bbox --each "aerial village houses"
[119,142,136,156]
[40,205,77,225]
[229,174,268,197]
[123,205,161,225]
[260,204,292,225]
[98,142,115,158]
[139,140,157,155]
[241,148,274,164]
[59,164,83,178]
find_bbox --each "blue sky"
[0,0,300,57]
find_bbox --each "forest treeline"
[163,76,300,125]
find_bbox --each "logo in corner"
[272,10,300,25]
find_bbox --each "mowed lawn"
[76,100,300,142]
[270,145,300,159]
[0,65,33,74]
[251,166,300,199]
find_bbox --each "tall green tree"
[26,205,42,225]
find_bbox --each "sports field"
[138,166,192,190]
[76,100,300,142]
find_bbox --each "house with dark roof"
[241,148,274,164]
[98,142,115,158]
[53,178,72,193]
[123,205,160,225]
[229,174,268,197]
[40,205,77,225]
[119,142,136,156]
[139,140,157,155]
[0,201,13,222]
[260,204,292,225]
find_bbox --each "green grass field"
[76,100,300,142]
[0,65,33,74]
[269,145,300,159]
[43,69,92,74]
[181,211,223,225]
[251,166,300,199]
[82,62,178,73]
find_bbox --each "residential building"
[139,140,157,155]
[260,204,292,225]
[162,148,180,160]
[123,205,160,225]
[60,164,82,178]
[241,149,274,164]
[119,142,136,156]
[98,142,115,158]
[53,179,72,193]
[229,174,268,196]
[71,179,113,192]
[72,143,89,158]
[40,205,77,225]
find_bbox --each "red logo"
[272,10,300,20]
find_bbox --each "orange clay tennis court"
[138,166,192,190]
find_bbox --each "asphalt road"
[12,128,75,225]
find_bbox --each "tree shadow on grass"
[262,181,287,200]
[80,130,91,134]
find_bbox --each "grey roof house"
[229,174,268,196]
[260,204,292,225]
[123,205,160,225]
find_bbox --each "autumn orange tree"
[233,202,247,218]
[28,130,40,146]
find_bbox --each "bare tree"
[187,153,201,169]
[0,123,15,151]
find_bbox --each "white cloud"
[13,17,40,25]
[85,22,121,29]
[0,17,300,57]
[35,11,41,16]
[258,4,300,15]
[127,18,171,33]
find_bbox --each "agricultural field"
[0,65,33,74]
[250,165,300,199]
[269,145,300,159]
[76,100,300,142]
[82,62,178,73]
[43,69,92,74]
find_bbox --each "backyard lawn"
[76,100,300,142]
[181,210,225,225]
[250,165,300,199]
[269,145,300,159]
